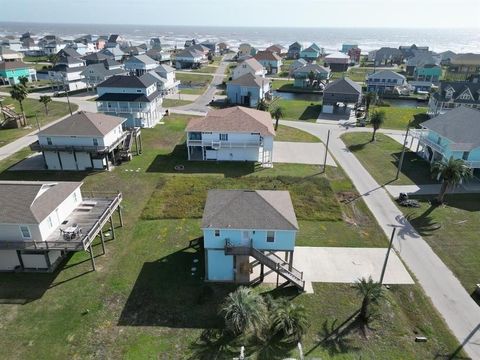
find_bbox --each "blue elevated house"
[411,106,480,170]
[226,73,271,108]
[202,189,305,290]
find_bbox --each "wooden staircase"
[0,106,24,128]
[225,241,305,291]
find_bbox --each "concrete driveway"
[254,246,413,293]
[273,142,336,166]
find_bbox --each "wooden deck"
[0,193,123,252]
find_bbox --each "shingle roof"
[434,81,480,103]
[293,63,330,75]
[421,107,480,150]
[0,181,83,224]
[38,111,125,137]
[324,77,362,94]
[125,54,157,66]
[202,190,298,230]
[254,50,282,62]
[0,60,30,71]
[186,106,275,136]
[229,73,269,88]
[83,52,111,62]
[96,90,160,103]
[58,48,82,58]
[450,53,480,66]
[81,63,126,78]
[155,64,174,73]
[367,69,406,81]
[238,58,264,73]
[97,73,156,88]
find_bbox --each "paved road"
[280,119,480,359]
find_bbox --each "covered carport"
[322,77,362,114]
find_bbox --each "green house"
[0,61,37,85]
[414,64,442,82]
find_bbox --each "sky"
[1,0,479,28]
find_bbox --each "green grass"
[0,115,465,359]
[331,67,401,83]
[177,73,213,95]
[275,99,322,122]
[341,132,434,186]
[275,124,320,142]
[23,55,51,62]
[192,66,218,74]
[371,106,429,130]
[0,97,78,147]
[271,79,293,90]
[398,194,480,302]
[162,99,194,108]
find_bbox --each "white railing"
[97,106,150,114]
[466,160,480,169]
[187,139,262,148]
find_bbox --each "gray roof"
[38,111,125,137]
[98,73,156,88]
[421,107,480,150]
[202,190,298,230]
[125,54,157,66]
[155,63,175,74]
[81,63,126,78]
[293,63,330,75]
[367,69,406,81]
[434,81,480,104]
[0,181,83,224]
[229,73,268,88]
[324,77,362,95]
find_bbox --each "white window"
[214,230,220,237]
[20,226,31,239]
[267,231,275,243]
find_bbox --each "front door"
[241,231,250,246]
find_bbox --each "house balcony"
[30,131,128,154]
[187,139,263,148]
[410,129,447,154]
[0,192,122,252]
[97,104,153,115]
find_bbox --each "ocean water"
[0,22,479,54]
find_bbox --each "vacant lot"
[275,99,322,122]
[177,73,213,95]
[342,132,433,185]
[370,106,429,130]
[162,99,193,108]
[275,124,320,143]
[0,115,464,359]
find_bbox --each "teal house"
[202,189,305,290]
[414,64,442,82]
[0,61,37,85]
[300,43,322,61]
[293,63,330,88]
[412,106,480,170]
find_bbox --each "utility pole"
[34,112,41,132]
[322,129,331,173]
[380,227,396,284]
[62,76,73,116]
[396,122,411,180]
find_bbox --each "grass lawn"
[275,124,320,143]
[331,67,400,83]
[275,99,322,122]
[191,66,218,74]
[341,132,434,186]
[0,97,78,147]
[271,79,293,90]
[397,194,480,303]
[0,116,464,359]
[162,99,194,108]
[177,73,213,95]
[371,106,429,130]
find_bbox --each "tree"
[48,53,59,66]
[431,157,472,203]
[369,110,385,142]
[354,276,384,324]
[18,76,29,87]
[39,95,52,116]
[220,287,267,336]
[307,71,316,87]
[256,99,269,112]
[9,84,28,126]
[364,92,376,114]
[270,298,309,343]
[270,106,284,131]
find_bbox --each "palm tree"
[271,298,309,343]
[220,287,267,336]
[364,92,376,114]
[369,110,385,142]
[270,106,284,131]
[256,99,269,112]
[18,76,29,87]
[354,276,384,324]
[39,95,52,116]
[307,71,316,87]
[431,157,473,203]
[10,84,28,126]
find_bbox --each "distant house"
[348,47,362,64]
[300,44,321,61]
[106,34,123,49]
[96,74,163,128]
[95,36,107,50]
[399,44,429,58]
[122,46,147,57]
[81,60,127,89]
[0,38,22,52]
[414,64,442,83]
[366,70,408,94]
[405,52,440,77]
[0,180,122,272]
[145,48,171,64]
[411,107,480,169]
[184,39,197,48]
[175,47,208,69]
[341,44,358,54]
[448,53,480,79]
[287,42,303,59]
[266,44,286,56]
[218,42,230,54]
[147,64,180,95]
[48,55,87,91]
[232,58,266,79]
[29,111,140,171]
[293,63,330,88]
[254,51,283,74]
[289,58,307,75]
[226,73,271,108]
[324,52,350,72]
[0,47,24,62]
[0,61,37,85]
[150,37,162,50]
[201,41,218,55]
[439,51,456,66]
[369,47,403,66]
[100,46,125,62]
[238,43,256,57]
[82,51,112,65]
[428,81,480,115]
[201,189,303,290]
[185,106,275,164]
[124,54,158,76]
[322,77,362,114]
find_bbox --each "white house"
[175,47,208,69]
[30,111,136,171]
[0,181,123,272]
[147,64,180,94]
[81,60,127,89]
[48,55,87,91]
[185,106,275,165]
[232,58,266,80]
[124,54,158,76]
[366,70,408,94]
[96,74,163,128]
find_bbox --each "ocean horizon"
[1,21,479,54]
